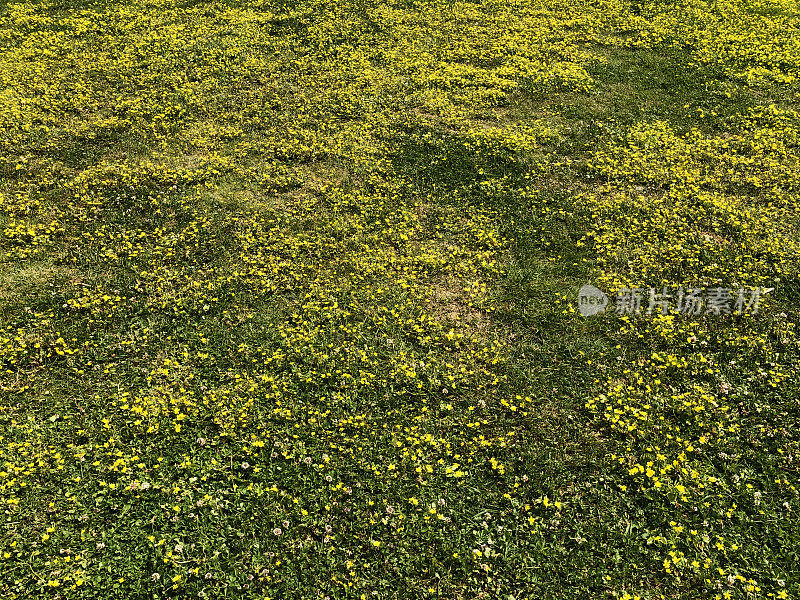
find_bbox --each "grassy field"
[1,0,800,598]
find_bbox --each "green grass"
[1,0,800,598]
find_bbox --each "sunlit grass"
[1,0,799,598]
